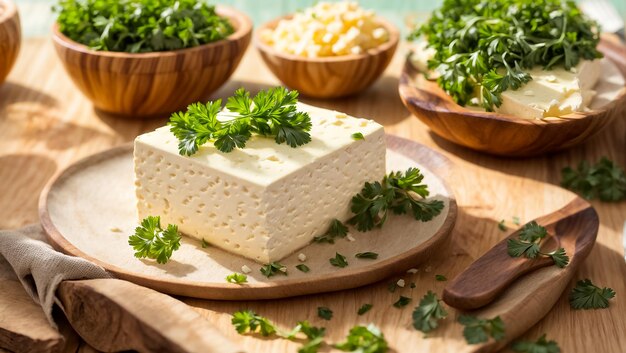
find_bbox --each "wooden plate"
[39,135,457,300]
[399,36,626,157]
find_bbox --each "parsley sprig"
[412,291,448,333]
[232,310,277,337]
[569,279,616,310]
[128,216,181,264]
[512,334,561,353]
[334,324,388,353]
[55,0,233,53]
[260,262,287,278]
[410,0,602,110]
[313,219,348,243]
[349,168,444,232]
[561,158,626,202]
[459,315,505,344]
[169,87,312,155]
[507,221,569,268]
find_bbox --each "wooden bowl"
[254,16,399,99]
[399,37,626,157]
[0,0,20,85]
[52,6,252,118]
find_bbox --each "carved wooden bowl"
[0,0,20,85]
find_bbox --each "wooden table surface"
[1,38,625,353]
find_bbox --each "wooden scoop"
[443,197,598,310]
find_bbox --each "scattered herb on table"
[512,216,521,226]
[296,264,310,273]
[393,296,412,308]
[561,157,626,202]
[410,282,416,289]
[355,252,379,259]
[412,291,448,333]
[169,87,312,155]
[459,315,505,344]
[507,221,569,268]
[260,262,287,278]
[201,238,209,248]
[409,0,602,111]
[351,132,364,140]
[498,220,507,231]
[349,168,444,232]
[313,219,348,244]
[55,0,233,53]
[317,307,333,320]
[232,310,277,336]
[569,279,615,310]
[226,272,248,284]
[435,274,447,282]
[358,304,373,315]
[286,321,326,353]
[512,334,561,353]
[329,252,349,268]
[335,324,388,353]
[128,216,181,264]
[387,281,398,293]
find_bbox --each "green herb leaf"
[548,248,570,268]
[412,291,448,333]
[169,87,312,155]
[335,324,388,353]
[55,0,234,53]
[498,220,507,231]
[226,272,248,284]
[351,132,364,140]
[562,157,626,202]
[201,238,209,248]
[512,334,561,353]
[512,216,521,225]
[458,315,505,344]
[387,281,398,293]
[435,274,447,282]
[329,252,348,268]
[313,219,348,244]
[232,310,277,337]
[569,279,616,310]
[349,168,444,232]
[355,252,379,260]
[393,296,412,308]
[296,264,310,273]
[128,216,181,264]
[288,321,326,353]
[260,262,287,278]
[507,221,568,268]
[317,307,333,320]
[518,221,547,242]
[358,304,373,315]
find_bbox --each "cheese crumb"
[241,265,252,274]
[279,266,288,273]
[396,279,405,288]
[406,268,418,274]
[424,266,432,273]
[346,234,356,242]
[523,90,534,96]
[298,253,307,262]
[546,75,557,83]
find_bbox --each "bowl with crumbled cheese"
[255,1,399,98]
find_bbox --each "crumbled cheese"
[346,234,356,242]
[260,2,389,57]
[298,253,307,262]
[406,268,418,274]
[279,266,288,273]
[241,265,252,274]
[396,279,406,288]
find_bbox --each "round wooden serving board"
[39,135,456,300]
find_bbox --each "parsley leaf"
[410,0,602,110]
[329,253,349,268]
[296,264,310,273]
[260,262,287,278]
[459,315,505,344]
[569,279,616,309]
[201,238,209,248]
[355,252,379,259]
[55,0,233,53]
[393,296,412,308]
[317,307,333,320]
[351,132,364,140]
[128,216,181,264]
[358,304,373,315]
[169,87,312,155]
[226,272,247,284]
[507,221,569,268]
[349,168,444,232]
[498,220,507,231]
[412,291,448,333]
[562,157,626,202]
[435,274,447,281]
[512,334,561,353]
[287,321,326,353]
[335,324,388,353]
[313,219,348,244]
[232,310,277,337]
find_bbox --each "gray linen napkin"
[0,224,111,328]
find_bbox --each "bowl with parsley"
[52,0,252,118]
[254,2,399,98]
[399,0,626,156]
[0,0,20,85]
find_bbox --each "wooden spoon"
[57,278,243,353]
[443,197,598,310]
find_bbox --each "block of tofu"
[133,103,386,263]
[495,59,603,119]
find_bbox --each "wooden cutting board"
[0,38,625,352]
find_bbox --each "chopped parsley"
[334,324,388,353]
[296,264,311,273]
[329,252,349,268]
[412,291,447,333]
[128,216,181,264]
[435,274,447,282]
[358,304,373,315]
[507,221,569,268]
[351,132,365,140]
[313,219,348,244]
[260,262,287,278]
[393,296,412,308]
[231,310,277,337]
[317,307,333,321]
[569,279,616,310]
[512,334,560,353]
[459,315,505,344]
[225,272,247,284]
[561,157,626,202]
[355,252,379,259]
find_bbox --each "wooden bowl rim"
[253,14,399,63]
[51,5,252,59]
[0,0,17,25]
[399,39,626,126]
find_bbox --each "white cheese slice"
[134,103,386,263]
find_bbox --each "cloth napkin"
[0,224,111,328]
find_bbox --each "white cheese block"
[496,59,603,119]
[134,103,386,263]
